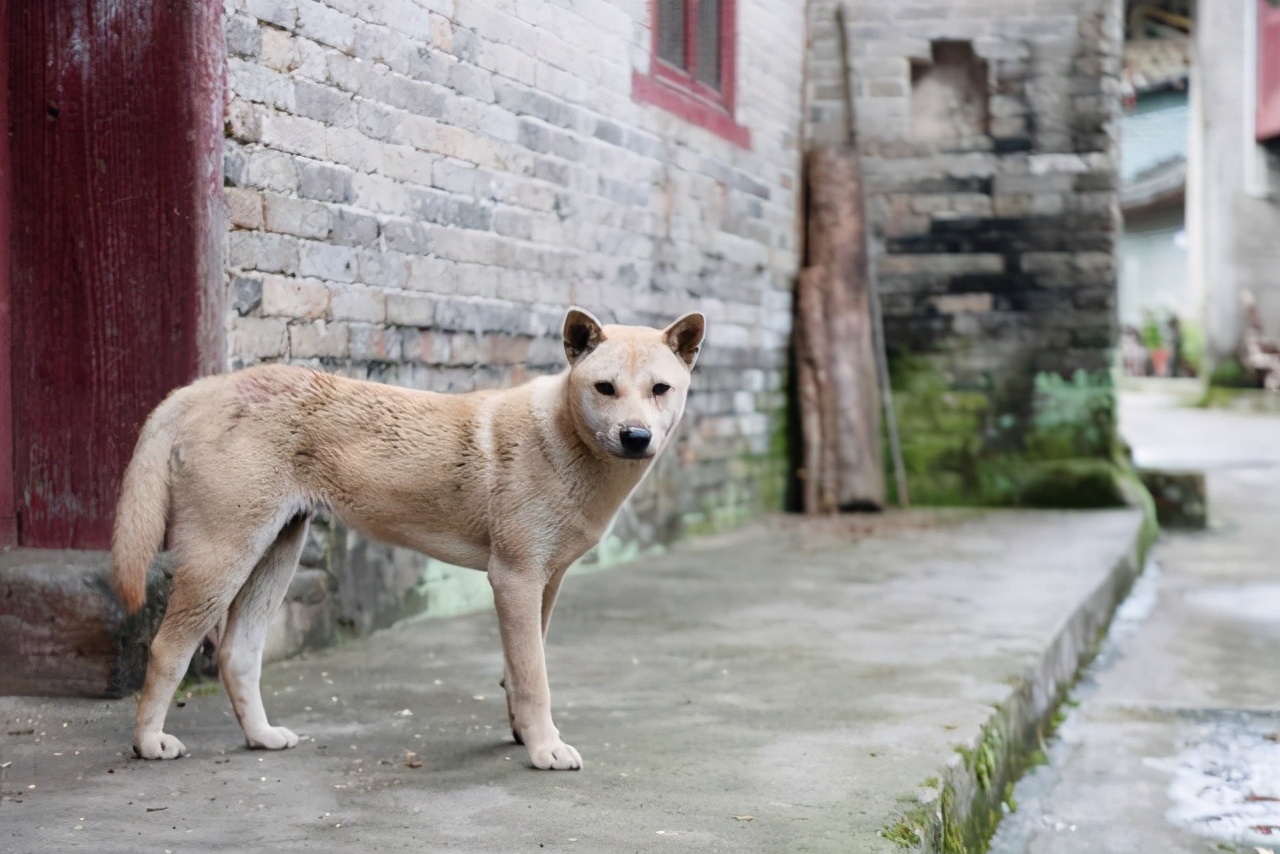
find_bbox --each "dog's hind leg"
[133,555,257,760]
[218,514,310,751]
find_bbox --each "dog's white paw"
[527,738,582,770]
[134,731,188,760]
[246,726,299,751]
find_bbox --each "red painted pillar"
[0,0,14,547]
[8,0,225,549]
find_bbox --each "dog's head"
[562,307,706,461]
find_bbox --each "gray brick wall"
[805,0,1122,402]
[221,0,804,629]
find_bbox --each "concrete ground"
[0,509,1144,852]
[992,390,1280,854]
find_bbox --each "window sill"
[631,70,750,149]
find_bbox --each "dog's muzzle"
[619,426,652,458]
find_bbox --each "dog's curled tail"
[111,388,189,614]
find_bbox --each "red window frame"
[1258,0,1280,141]
[632,0,750,148]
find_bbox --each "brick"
[260,26,300,72]
[228,58,294,110]
[263,194,332,239]
[381,219,433,254]
[326,126,374,170]
[261,274,331,319]
[298,161,354,204]
[406,186,492,231]
[329,284,387,322]
[244,149,299,194]
[382,75,449,115]
[233,275,263,316]
[353,22,397,63]
[297,0,357,52]
[295,80,356,127]
[381,146,436,186]
[226,188,265,229]
[330,209,380,246]
[299,242,357,281]
[289,320,350,359]
[482,333,531,365]
[225,99,262,143]
[356,100,400,140]
[434,298,528,335]
[400,328,450,364]
[352,172,412,215]
[226,14,263,58]
[431,157,477,195]
[356,249,409,288]
[386,293,437,327]
[246,0,297,28]
[229,231,300,274]
[348,323,403,361]
[492,207,532,239]
[447,62,495,103]
[231,316,289,360]
[931,293,994,314]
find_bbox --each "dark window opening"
[695,0,721,89]
[910,41,990,142]
[634,0,747,146]
[657,0,685,69]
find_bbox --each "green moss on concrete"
[886,355,1127,509]
[882,812,927,847]
[881,516,1154,853]
[1206,355,1258,389]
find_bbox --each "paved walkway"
[1,508,1143,852]
[992,390,1280,854]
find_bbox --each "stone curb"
[885,510,1150,852]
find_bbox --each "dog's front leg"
[489,560,581,770]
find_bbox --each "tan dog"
[112,307,705,770]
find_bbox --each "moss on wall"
[887,354,1129,508]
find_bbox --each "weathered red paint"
[634,0,749,148]
[0,0,15,547]
[9,0,225,549]
[1259,0,1280,141]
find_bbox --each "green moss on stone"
[1025,370,1115,460]
[885,354,1128,509]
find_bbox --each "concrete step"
[0,509,1148,853]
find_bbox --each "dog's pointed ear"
[563,306,606,365]
[662,312,706,370]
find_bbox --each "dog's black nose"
[620,427,652,455]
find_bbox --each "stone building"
[0,0,1128,694]
[806,0,1125,505]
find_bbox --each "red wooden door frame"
[7,0,224,550]
[0,0,14,548]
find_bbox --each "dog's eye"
[594,381,615,396]
[652,383,671,397]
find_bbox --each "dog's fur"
[112,307,705,770]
